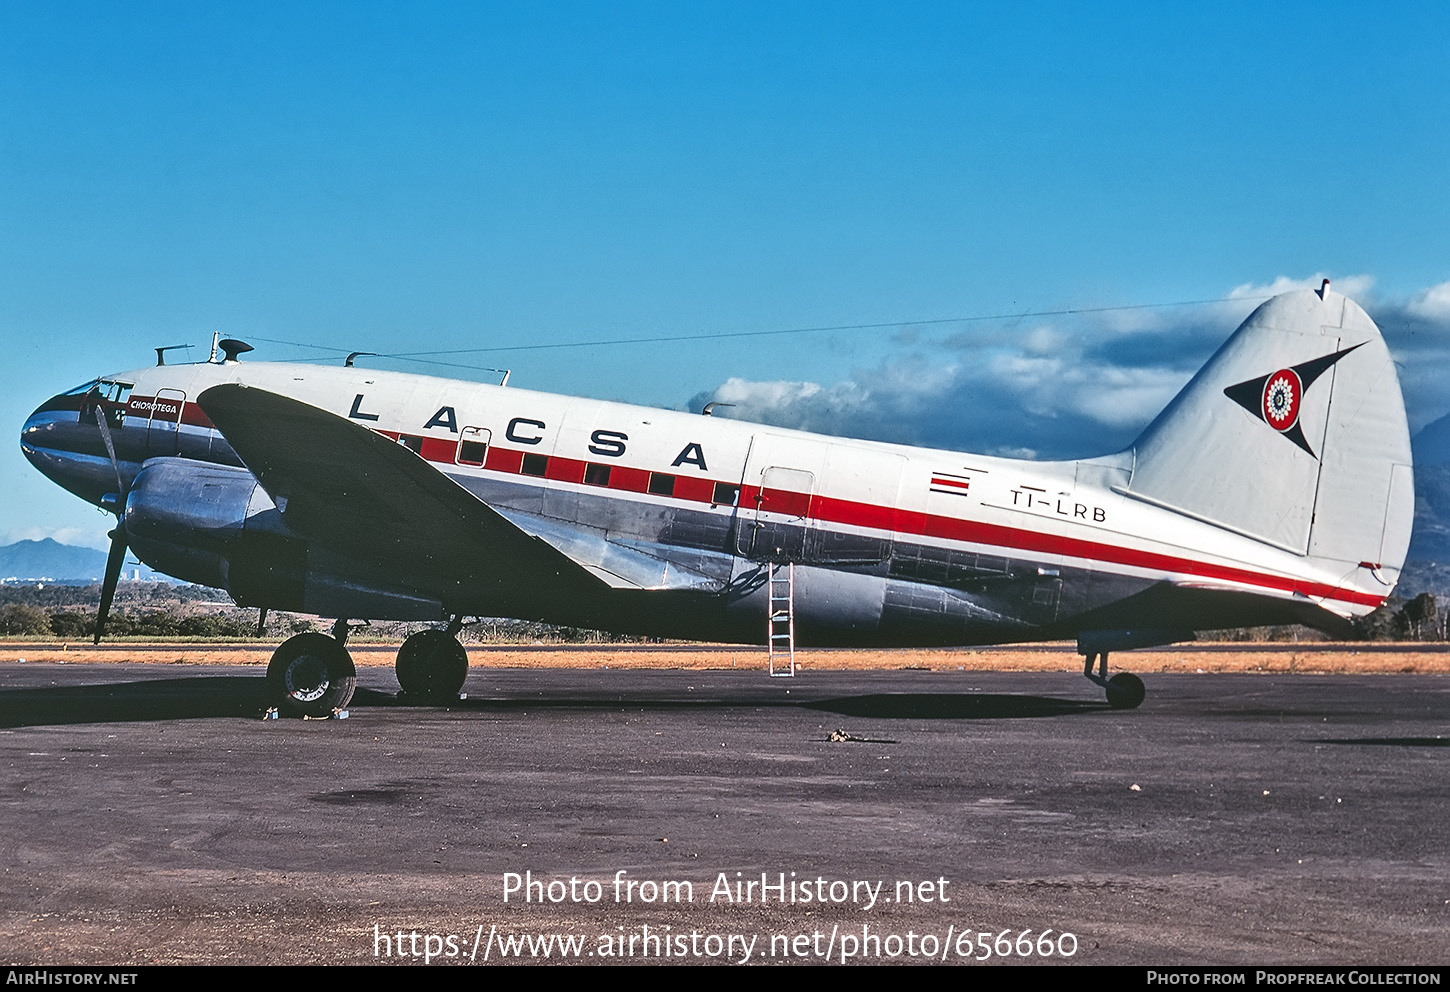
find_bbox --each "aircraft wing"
[196,383,615,596]
[490,508,724,592]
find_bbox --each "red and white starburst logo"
[1260,369,1302,431]
[1224,343,1362,458]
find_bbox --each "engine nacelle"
[124,458,443,619]
[125,458,278,593]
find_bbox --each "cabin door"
[735,434,828,562]
[146,389,186,457]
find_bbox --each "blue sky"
[3,2,1448,549]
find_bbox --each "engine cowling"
[124,459,304,605]
[124,458,443,619]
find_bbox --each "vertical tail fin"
[1124,287,1413,591]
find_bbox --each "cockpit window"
[100,380,133,404]
[60,379,133,402]
[71,379,134,427]
[36,378,137,423]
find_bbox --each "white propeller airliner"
[21,284,1412,715]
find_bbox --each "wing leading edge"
[195,383,691,599]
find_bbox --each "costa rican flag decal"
[1223,343,1362,458]
[929,471,973,497]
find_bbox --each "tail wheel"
[267,633,357,717]
[1105,672,1146,710]
[396,630,469,702]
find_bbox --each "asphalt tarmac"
[1,662,1447,966]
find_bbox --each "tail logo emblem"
[1223,343,1363,457]
[1262,369,1302,430]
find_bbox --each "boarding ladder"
[767,561,796,677]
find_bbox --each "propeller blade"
[92,403,125,496]
[95,521,128,645]
[91,395,134,644]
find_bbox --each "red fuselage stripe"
[153,398,1384,609]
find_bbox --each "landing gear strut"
[396,616,469,703]
[1076,629,1187,709]
[266,630,357,717]
[1083,650,1146,710]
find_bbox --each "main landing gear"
[1083,649,1146,710]
[395,616,469,703]
[266,619,358,718]
[265,616,470,717]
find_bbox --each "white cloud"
[1409,281,1450,321]
[704,377,870,433]
[691,274,1450,457]
[1022,325,1064,356]
[1227,272,1376,301]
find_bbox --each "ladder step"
[766,560,795,678]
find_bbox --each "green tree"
[178,615,228,637]
[47,611,92,638]
[133,612,180,637]
[0,604,52,635]
[1400,594,1439,640]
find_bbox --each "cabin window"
[521,453,549,477]
[584,463,612,487]
[712,482,739,506]
[399,435,423,454]
[456,426,492,466]
[647,472,675,496]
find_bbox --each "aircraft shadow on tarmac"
[432,691,1104,720]
[1309,737,1450,748]
[0,676,269,728]
[0,677,1106,728]
[801,693,1106,719]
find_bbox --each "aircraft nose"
[18,390,116,504]
[19,396,59,461]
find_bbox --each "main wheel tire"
[1105,672,1146,710]
[267,633,357,717]
[395,630,469,702]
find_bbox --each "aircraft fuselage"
[20,350,1390,648]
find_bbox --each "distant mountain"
[1413,411,1450,467]
[0,539,165,583]
[1404,414,1450,595]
